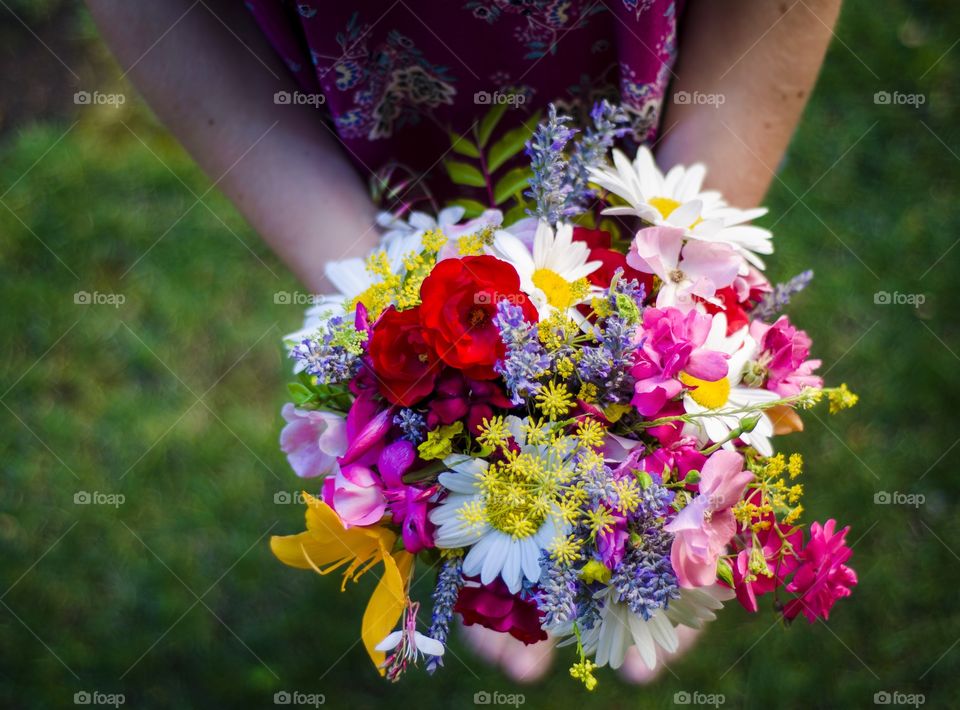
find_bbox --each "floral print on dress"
[463,0,607,59]
[315,14,457,140]
[244,1,685,197]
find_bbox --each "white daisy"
[574,585,733,671]
[589,147,774,269]
[681,313,779,456]
[428,417,570,594]
[489,220,601,318]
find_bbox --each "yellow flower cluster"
[456,225,496,256]
[828,383,859,414]
[735,452,805,530]
[348,230,450,317]
[569,658,598,691]
[461,419,589,542]
[418,421,463,461]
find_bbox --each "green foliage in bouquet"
[443,102,542,224]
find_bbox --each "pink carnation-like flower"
[279,403,347,478]
[750,316,822,397]
[664,450,754,588]
[628,226,740,312]
[637,438,707,489]
[783,519,858,622]
[631,307,728,417]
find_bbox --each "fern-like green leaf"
[493,167,533,206]
[477,103,508,148]
[443,160,486,188]
[449,131,481,158]
[487,112,540,173]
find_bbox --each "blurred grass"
[1,1,959,708]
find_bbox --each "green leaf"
[503,202,528,226]
[493,167,532,205]
[488,125,531,173]
[477,103,508,148]
[287,382,314,406]
[444,160,486,188]
[449,132,481,158]
[448,198,488,219]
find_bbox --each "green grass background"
[1,2,958,708]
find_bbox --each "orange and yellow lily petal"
[270,493,415,673]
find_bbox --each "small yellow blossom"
[570,659,598,691]
[536,380,575,420]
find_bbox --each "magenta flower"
[664,450,754,588]
[378,439,436,553]
[339,392,394,467]
[279,403,347,478]
[631,307,728,417]
[783,519,858,622]
[750,316,823,397]
[637,438,707,489]
[628,226,740,312]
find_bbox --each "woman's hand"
[658,0,843,209]
[86,0,379,292]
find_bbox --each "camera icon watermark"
[674,690,726,707]
[74,291,126,308]
[74,90,126,108]
[874,491,925,508]
[873,291,925,308]
[74,491,126,508]
[273,690,325,706]
[473,690,525,706]
[73,690,125,707]
[473,91,526,107]
[274,490,309,505]
[274,291,323,306]
[873,91,925,108]
[874,690,925,707]
[473,291,527,306]
[674,90,725,108]
[274,91,325,108]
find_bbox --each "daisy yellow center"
[532,268,574,309]
[649,196,682,219]
[649,196,703,229]
[680,372,731,410]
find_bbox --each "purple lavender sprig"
[751,270,814,321]
[525,104,578,224]
[425,554,464,675]
[567,100,630,210]
[493,300,551,405]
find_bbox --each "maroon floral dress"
[246,0,685,195]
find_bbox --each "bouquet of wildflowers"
[272,103,859,687]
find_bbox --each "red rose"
[454,578,547,645]
[419,255,537,380]
[572,226,654,296]
[368,305,440,406]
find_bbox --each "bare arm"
[657,0,843,208]
[86,0,378,292]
